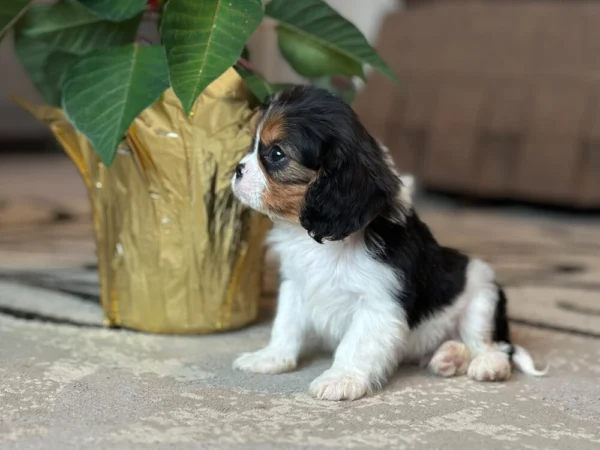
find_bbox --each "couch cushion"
[354,3,600,207]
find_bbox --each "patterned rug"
[1,156,599,449]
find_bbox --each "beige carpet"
[1,155,600,449]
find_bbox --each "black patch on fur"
[365,212,470,329]
[264,86,399,243]
[493,285,512,352]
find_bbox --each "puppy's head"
[232,86,399,243]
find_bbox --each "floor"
[1,155,600,449]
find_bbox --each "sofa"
[354,1,600,207]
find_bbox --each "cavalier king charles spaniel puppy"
[231,86,546,401]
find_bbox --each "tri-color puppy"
[231,86,546,401]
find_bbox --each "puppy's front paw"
[468,351,511,382]
[309,369,371,401]
[233,349,297,374]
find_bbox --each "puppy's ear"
[300,130,398,243]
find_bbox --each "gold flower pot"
[20,68,271,334]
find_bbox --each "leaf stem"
[236,57,259,75]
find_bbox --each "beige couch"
[355,2,600,207]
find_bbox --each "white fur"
[512,345,549,376]
[459,260,499,356]
[232,150,267,212]
[233,280,304,374]
[238,222,409,401]
[231,112,269,212]
[399,173,416,207]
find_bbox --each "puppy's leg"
[309,300,407,401]
[459,260,512,382]
[233,280,306,374]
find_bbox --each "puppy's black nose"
[235,163,245,179]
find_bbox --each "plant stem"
[237,57,259,75]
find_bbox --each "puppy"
[231,86,546,401]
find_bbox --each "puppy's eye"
[268,146,286,163]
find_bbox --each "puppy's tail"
[511,344,548,377]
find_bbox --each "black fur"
[365,213,470,328]
[493,285,514,358]
[265,86,398,243]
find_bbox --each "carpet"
[1,155,599,449]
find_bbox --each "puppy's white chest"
[268,223,399,342]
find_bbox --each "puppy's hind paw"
[468,351,512,382]
[428,340,470,378]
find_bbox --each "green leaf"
[0,0,30,40]
[276,26,363,80]
[265,0,398,82]
[62,44,170,166]
[79,0,148,21]
[14,0,140,106]
[161,0,264,115]
[43,51,79,104]
[235,67,291,103]
[15,34,77,106]
[16,0,140,54]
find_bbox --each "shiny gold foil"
[18,68,271,334]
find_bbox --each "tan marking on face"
[263,181,308,222]
[255,114,317,221]
[260,113,286,146]
[260,161,317,221]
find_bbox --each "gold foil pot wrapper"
[18,68,271,334]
